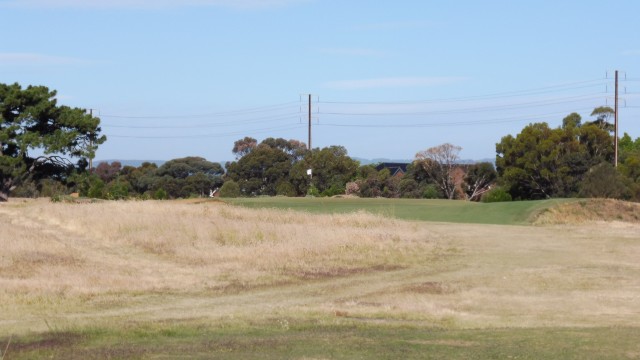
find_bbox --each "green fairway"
[6,323,639,360]
[225,197,574,225]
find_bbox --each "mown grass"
[226,197,575,225]
[4,322,639,359]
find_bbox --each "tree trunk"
[0,189,9,202]
[0,178,12,202]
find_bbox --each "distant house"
[375,162,409,177]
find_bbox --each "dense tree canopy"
[154,157,224,198]
[232,136,257,159]
[226,138,308,196]
[496,109,615,199]
[225,138,359,197]
[0,83,105,201]
[301,146,359,196]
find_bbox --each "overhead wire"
[319,78,609,104]
[103,113,301,129]
[99,101,300,119]
[107,123,305,139]
[319,94,606,117]
[100,77,636,139]
[316,108,597,128]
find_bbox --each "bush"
[321,184,344,197]
[399,178,419,198]
[276,181,296,197]
[10,180,38,198]
[153,188,168,200]
[579,162,629,199]
[106,178,130,200]
[481,187,513,203]
[422,184,441,199]
[87,178,106,199]
[345,181,360,196]
[307,185,320,197]
[219,180,241,198]
[39,179,68,198]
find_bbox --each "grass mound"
[534,199,640,225]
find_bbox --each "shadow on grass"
[4,322,639,359]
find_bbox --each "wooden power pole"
[308,94,312,150]
[89,109,94,171]
[614,70,619,167]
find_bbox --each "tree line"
[2,82,640,202]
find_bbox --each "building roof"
[375,162,409,177]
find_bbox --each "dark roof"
[375,162,409,176]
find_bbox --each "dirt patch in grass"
[534,199,640,225]
[401,281,452,295]
[8,332,84,353]
[291,264,405,280]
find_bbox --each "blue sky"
[2,0,639,163]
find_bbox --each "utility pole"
[308,94,312,150]
[89,109,94,172]
[614,70,619,167]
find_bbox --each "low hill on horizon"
[95,159,166,168]
[96,157,495,169]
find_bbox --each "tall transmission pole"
[614,70,619,167]
[308,93,312,150]
[89,109,94,171]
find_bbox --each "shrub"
[579,162,629,199]
[321,184,344,197]
[481,186,512,203]
[276,181,296,197]
[106,178,130,200]
[87,178,106,199]
[219,180,241,198]
[307,185,320,197]
[10,181,38,198]
[422,184,441,199]
[153,188,168,200]
[345,181,360,196]
[399,178,419,198]
[39,179,68,198]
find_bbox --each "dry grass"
[1,198,640,336]
[0,199,438,333]
[534,198,640,224]
[0,199,434,294]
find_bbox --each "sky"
[2,0,639,163]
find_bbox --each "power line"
[105,124,305,139]
[320,78,609,105]
[316,108,597,128]
[102,113,300,129]
[99,101,299,119]
[97,76,637,143]
[320,94,605,117]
